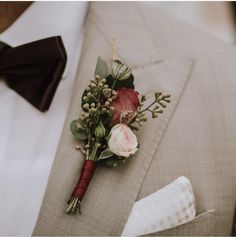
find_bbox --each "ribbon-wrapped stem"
[66,160,97,215]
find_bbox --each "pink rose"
[111,88,140,125]
[108,123,138,157]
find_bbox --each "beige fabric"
[33,2,236,236]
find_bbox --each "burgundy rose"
[110,88,140,125]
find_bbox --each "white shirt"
[0,2,88,235]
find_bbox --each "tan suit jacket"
[33,2,236,236]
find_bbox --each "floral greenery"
[70,56,171,167]
[67,56,171,215]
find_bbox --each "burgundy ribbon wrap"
[72,160,97,200]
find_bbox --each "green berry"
[90,83,96,88]
[83,103,89,110]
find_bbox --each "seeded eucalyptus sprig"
[130,92,171,130]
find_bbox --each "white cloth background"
[0,2,88,235]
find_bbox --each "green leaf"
[98,148,114,160]
[104,156,117,166]
[95,56,109,79]
[70,119,88,141]
[77,118,88,127]
[106,74,134,89]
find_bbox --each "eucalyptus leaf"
[98,148,114,160]
[95,56,109,79]
[70,119,88,141]
[77,118,88,128]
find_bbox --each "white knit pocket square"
[122,176,196,236]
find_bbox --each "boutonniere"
[66,45,171,215]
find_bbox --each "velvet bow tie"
[0,36,67,112]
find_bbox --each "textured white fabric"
[122,177,196,236]
[0,2,87,235]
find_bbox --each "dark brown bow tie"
[0,36,67,112]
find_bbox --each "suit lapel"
[112,58,194,235]
[33,3,194,236]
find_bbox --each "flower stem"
[90,143,99,160]
[66,160,97,215]
[111,79,117,90]
[137,100,157,115]
[66,197,81,215]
